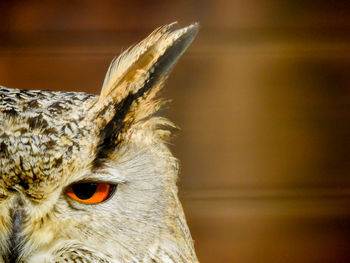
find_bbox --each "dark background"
[1,1,350,262]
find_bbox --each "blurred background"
[1,1,350,262]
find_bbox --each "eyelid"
[82,173,127,185]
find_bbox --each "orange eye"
[66,182,115,204]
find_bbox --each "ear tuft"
[85,23,198,160]
[98,22,198,105]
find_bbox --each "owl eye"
[66,182,115,204]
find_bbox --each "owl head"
[0,23,199,262]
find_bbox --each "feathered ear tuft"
[85,22,198,159]
[98,22,198,106]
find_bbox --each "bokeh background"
[1,1,350,262]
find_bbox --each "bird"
[0,23,199,263]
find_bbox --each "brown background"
[1,1,350,262]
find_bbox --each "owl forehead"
[0,86,96,116]
[0,87,97,194]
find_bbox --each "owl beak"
[6,209,22,263]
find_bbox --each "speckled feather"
[0,88,97,199]
[0,23,199,263]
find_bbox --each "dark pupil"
[72,183,97,200]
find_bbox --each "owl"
[0,23,199,263]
